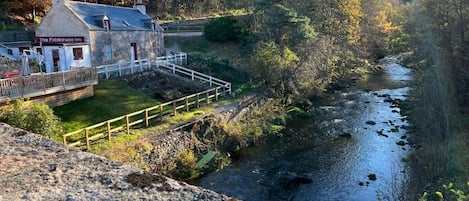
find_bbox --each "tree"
[250,41,299,94]
[204,16,244,42]
[256,2,316,48]
[311,0,363,45]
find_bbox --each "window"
[36,48,43,55]
[73,47,83,60]
[104,44,112,61]
[19,47,30,55]
[103,20,110,32]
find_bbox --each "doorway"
[130,43,138,61]
[51,49,60,72]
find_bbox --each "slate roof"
[67,1,163,31]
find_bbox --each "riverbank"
[195,56,414,200]
[401,51,469,200]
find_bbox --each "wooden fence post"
[126,115,130,134]
[63,135,67,145]
[206,91,210,104]
[173,101,177,116]
[107,121,111,142]
[42,73,46,93]
[85,128,90,150]
[62,71,66,90]
[196,93,200,108]
[185,96,189,112]
[209,76,213,87]
[215,87,219,102]
[160,104,163,120]
[145,109,149,127]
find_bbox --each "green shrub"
[172,150,200,180]
[0,99,63,138]
[204,16,244,42]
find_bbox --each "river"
[195,57,413,201]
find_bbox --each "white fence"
[96,53,187,78]
[96,53,231,94]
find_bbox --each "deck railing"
[0,68,98,103]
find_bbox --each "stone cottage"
[35,0,164,73]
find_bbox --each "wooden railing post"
[185,96,189,112]
[62,71,66,90]
[145,109,149,127]
[126,115,130,134]
[85,128,90,150]
[191,71,194,80]
[206,91,210,104]
[215,87,219,102]
[107,121,111,142]
[209,76,213,87]
[160,104,163,120]
[139,60,143,72]
[173,101,177,116]
[196,93,200,108]
[63,135,67,145]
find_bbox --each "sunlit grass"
[54,80,161,133]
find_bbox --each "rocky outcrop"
[0,123,232,201]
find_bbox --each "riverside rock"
[0,123,232,201]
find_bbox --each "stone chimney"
[134,0,146,15]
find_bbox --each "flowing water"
[195,57,413,201]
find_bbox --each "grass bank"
[53,80,161,133]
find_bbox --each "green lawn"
[54,80,161,133]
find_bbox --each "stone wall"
[90,30,165,65]
[0,123,233,201]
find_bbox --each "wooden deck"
[0,68,98,103]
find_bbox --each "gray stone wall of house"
[90,30,165,65]
[35,2,89,39]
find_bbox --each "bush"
[204,16,244,42]
[172,150,200,180]
[0,99,63,138]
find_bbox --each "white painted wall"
[64,45,91,69]
[39,45,91,73]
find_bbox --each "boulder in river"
[282,176,313,189]
[376,130,388,138]
[396,141,406,146]
[367,174,377,181]
[339,133,352,139]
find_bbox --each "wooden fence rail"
[0,68,98,103]
[96,53,187,79]
[62,85,228,150]
[96,53,231,94]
